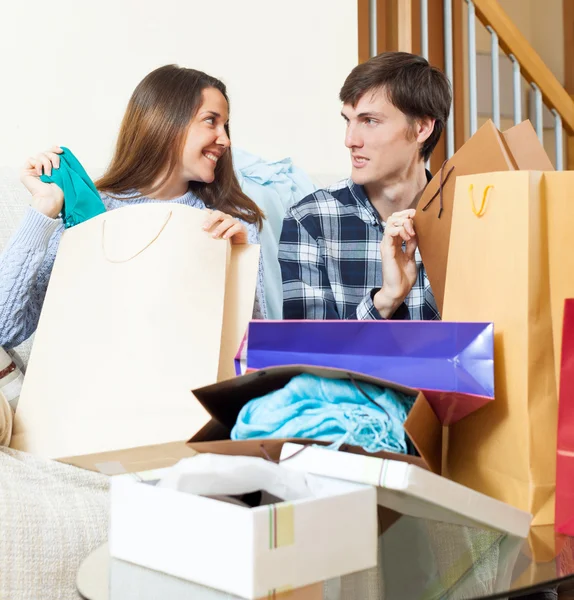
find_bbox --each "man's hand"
[20,146,64,219]
[373,209,419,318]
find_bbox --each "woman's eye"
[205,117,215,125]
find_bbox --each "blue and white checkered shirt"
[279,178,440,321]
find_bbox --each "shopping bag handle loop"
[469,184,493,218]
[101,210,173,263]
[421,159,454,218]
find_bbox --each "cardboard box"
[61,365,443,476]
[278,443,533,538]
[189,365,443,474]
[110,457,377,599]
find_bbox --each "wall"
[0,0,357,178]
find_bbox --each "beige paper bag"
[218,243,260,382]
[11,203,259,460]
[442,171,557,525]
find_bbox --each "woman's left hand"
[203,209,248,244]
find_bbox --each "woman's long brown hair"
[95,65,264,229]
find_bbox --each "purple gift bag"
[236,320,494,425]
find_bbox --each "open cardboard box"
[61,365,442,476]
[187,364,443,471]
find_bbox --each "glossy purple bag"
[235,320,494,425]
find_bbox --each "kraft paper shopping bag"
[442,171,557,525]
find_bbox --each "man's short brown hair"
[340,52,452,162]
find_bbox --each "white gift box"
[110,453,377,599]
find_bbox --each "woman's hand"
[20,146,64,219]
[203,209,248,244]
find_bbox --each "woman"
[0,65,266,349]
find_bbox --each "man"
[279,52,451,320]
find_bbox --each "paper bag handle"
[421,159,455,218]
[468,184,493,218]
[101,210,173,263]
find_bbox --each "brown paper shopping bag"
[415,120,553,314]
[11,203,260,461]
[442,171,557,525]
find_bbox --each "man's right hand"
[20,146,64,219]
[373,209,419,319]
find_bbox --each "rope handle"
[468,184,493,218]
[101,210,172,263]
[421,159,455,218]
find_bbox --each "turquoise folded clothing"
[40,147,106,228]
[231,374,415,454]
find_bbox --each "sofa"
[0,167,109,600]
[0,161,341,600]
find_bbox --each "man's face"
[341,89,423,186]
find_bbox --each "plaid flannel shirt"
[279,177,440,321]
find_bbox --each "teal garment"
[40,147,106,228]
[231,374,416,454]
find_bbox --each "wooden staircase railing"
[357,0,574,170]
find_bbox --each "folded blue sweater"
[231,374,415,454]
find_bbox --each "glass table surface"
[77,515,574,600]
